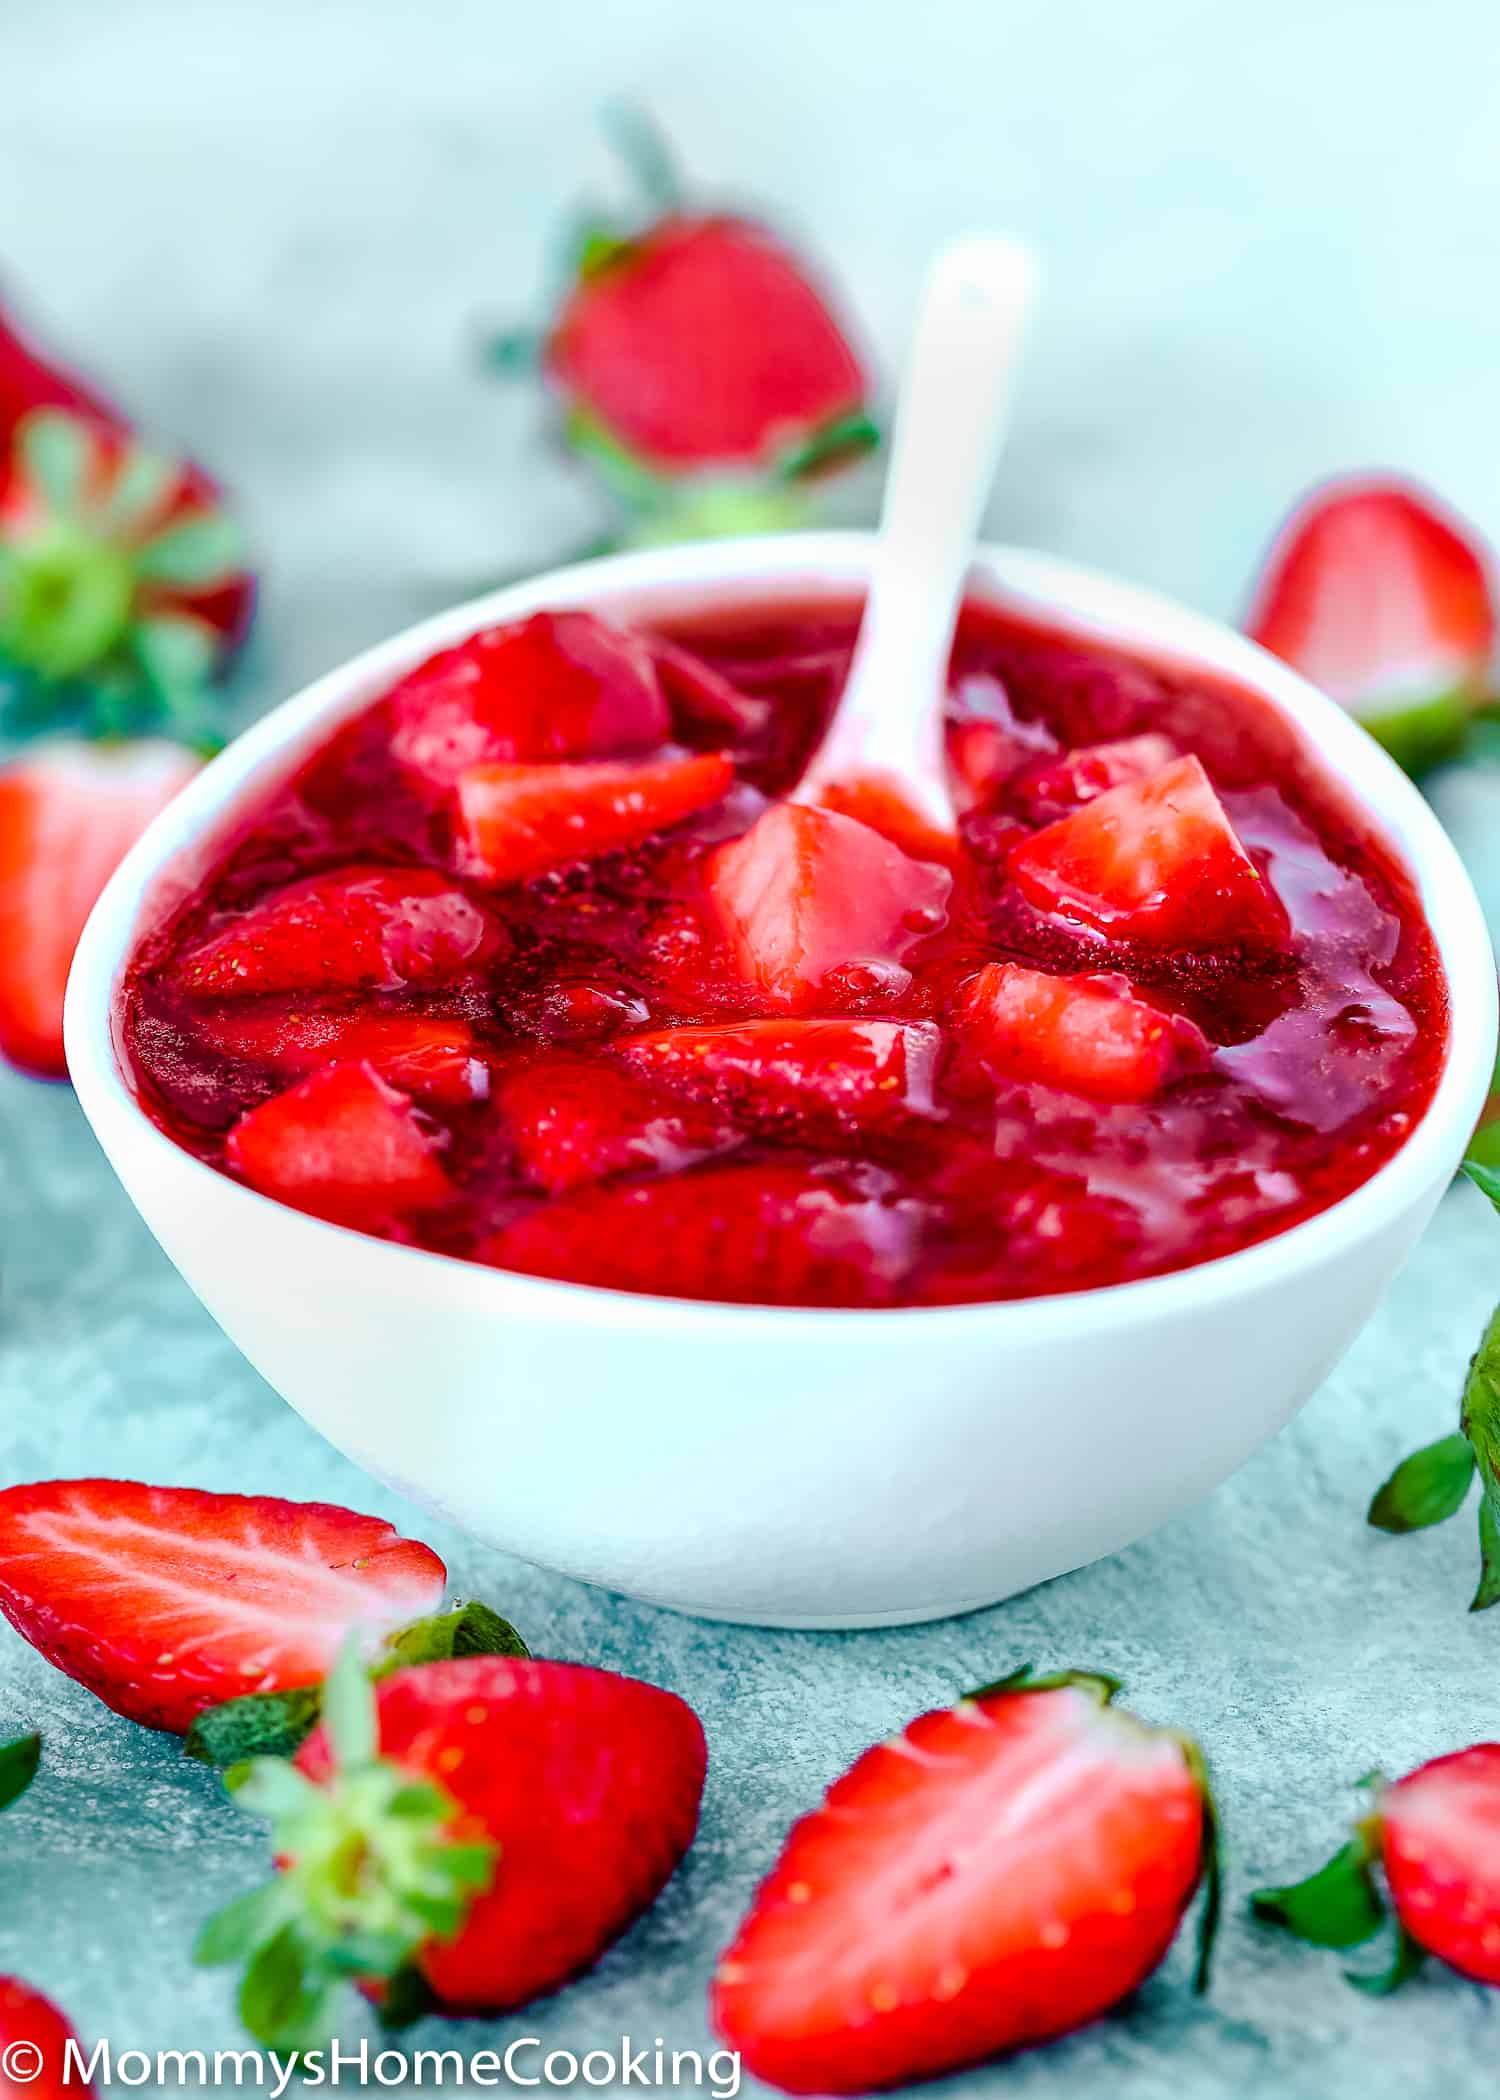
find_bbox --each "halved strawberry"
[708,804,951,1012]
[1245,476,1496,773]
[498,1055,739,1193]
[0,737,199,1078]
[388,611,670,788]
[456,750,733,883]
[199,1009,489,1105]
[1010,734,1176,820]
[226,1062,451,1229]
[197,1651,706,2043]
[712,1670,1215,2092]
[1255,1742,1500,1992]
[616,1019,940,1129]
[0,1478,446,1733]
[0,1978,91,2100]
[960,964,1208,1104]
[485,1161,927,1306]
[546,216,868,475]
[179,867,490,998]
[1008,756,1284,948]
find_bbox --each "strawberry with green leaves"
[197,1646,707,2046]
[1254,1745,1500,1992]
[712,1668,1218,2093]
[491,111,875,542]
[1245,475,1496,776]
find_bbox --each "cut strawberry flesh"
[180,867,490,998]
[617,1019,940,1129]
[457,751,734,884]
[199,1009,489,1104]
[1008,755,1283,947]
[712,1682,1204,2092]
[226,1061,451,1228]
[388,610,671,787]
[0,1478,446,1733]
[709,804,951,1012]
[1011,734,1176,820]
[499,1056,739,1193]
[1246,478,1496,723]
[649,635,771,738]
[0,739,199,1079]
[485,1162,927,1306]
[960,963,1208,1104]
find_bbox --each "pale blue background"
[3,3,1500,2094]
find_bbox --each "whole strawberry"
[493,111,875,538]
[0,298,252,742]
[197,1647,707,2046]
[711,1668,1217,2093]
[1254,1744,1500,1990]
[1245,474,1496,775]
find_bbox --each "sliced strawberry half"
[708,804,951,1012]
[960,963,1208,1104]
[546,216,868,474]
[456,750,733,884]
[388,611,670,788]
[199,1009,489,1105]
[712,1670,1213,2093]
[498,1055,740,1193]
[1008,755,1284,949]
[1010,734,1176,821]
[179,866,491,998]
[1245,476,1496,774]
[0,1977,91,2100]
[0,737,198,1079]
[616,1018,940,1130]
[226,1061,452,1229]
[0,1478,446,1733]
[485,1161,927,1306]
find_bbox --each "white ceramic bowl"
[65,534,1496,1628]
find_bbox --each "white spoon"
[793,233,1038,841]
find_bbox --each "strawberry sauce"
[119,597,1447,1308]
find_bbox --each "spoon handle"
[802,235,1038,815]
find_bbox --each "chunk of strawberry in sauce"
[960,963,1209,1105]
[1010,734,1176,820]
[456,752,735,885]
[616,1018,940,1130]
[389,611,671,787]
[226,1062,451,1228]
[180,868,491,998]
[199,1010,490,1105]
[498,1056,740,1193]
[708,804,951,1013]
[1007,755,1284,947]
[484,1162,927,1306]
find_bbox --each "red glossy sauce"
[120,596,1447,1307]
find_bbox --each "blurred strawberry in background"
[1245,475,1497,777]
[0,295,255,1080]
[488,110,877,547]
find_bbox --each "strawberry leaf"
[184,1688,324,1767]
[1346,1921,1426,1995]
[136,513,244,588]
[1251,1836,1384,1948]
[379,1600,529,1671]
[1464,1158,1500,1214]
[1367,1432,1475,1532]
[776,409,881,482]
[18,410,92,515]
[1472,1497,1500,1614]
[322,1640,379,1770]
[0,1732,40,1811]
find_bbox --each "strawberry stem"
[196,1644,498,2050]
[600,101,682,216]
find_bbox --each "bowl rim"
[64,528,1498,1341]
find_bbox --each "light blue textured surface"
[4,4,1500,2094]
